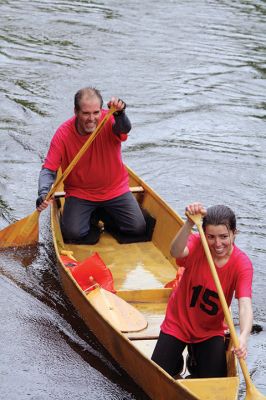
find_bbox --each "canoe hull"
[50,166,239,400]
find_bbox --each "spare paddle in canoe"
[87,286,148,333]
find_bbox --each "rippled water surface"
[0,1,265,399]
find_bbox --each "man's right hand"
[36,194,50,212]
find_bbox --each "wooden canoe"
[50,166,239,400]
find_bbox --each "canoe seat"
[118,291,168,340]
[54,191,66,211]
[54,188,144,196]
[129,186,144,193]
[54,191,66,198]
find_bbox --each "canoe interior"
[50,166,239,400]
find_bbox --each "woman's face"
[205,224,235,260]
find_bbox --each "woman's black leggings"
[151,331,227,378]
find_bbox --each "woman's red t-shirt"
[161,234,253,343]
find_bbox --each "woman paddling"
[152,202,253,378]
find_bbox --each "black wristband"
[36,194,46,208]
[114,109,125,116]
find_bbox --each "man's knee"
[130,218,146,235]
[61,222,84,241]
[123,215,146,235]
[62,223,100,245]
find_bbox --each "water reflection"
[0,0,265,398]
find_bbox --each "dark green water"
[0,1,265,399]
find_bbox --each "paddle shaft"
[45,107,116,201]
[187,212,260,396]
[198,223,253,382]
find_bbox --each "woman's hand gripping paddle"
[187,211,266,400]
[0,107,116,249]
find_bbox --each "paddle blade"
[87,287,148,333]
[245,383,266,400]
[0,210,39,249]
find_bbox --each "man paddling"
[36,87,146,244]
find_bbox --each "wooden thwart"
[130,186,144,193]
[54,186,144,198]
[180,377,240,400]
[54,191,66,198]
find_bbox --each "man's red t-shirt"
[161,234,253,343]
[43,110,129,201]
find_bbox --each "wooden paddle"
[0,107,116,249]
[87,284,148,333]
[187,212,266,400]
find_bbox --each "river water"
[0,0,265,399]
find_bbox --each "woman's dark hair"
[202,205,236,232]
[74,87,103,111]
